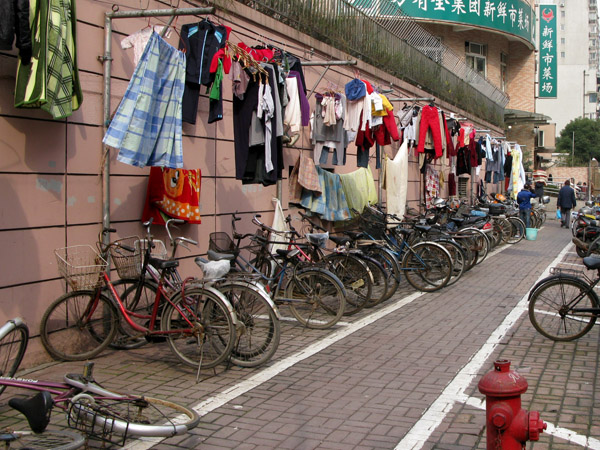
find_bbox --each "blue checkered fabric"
[103,31,186,168]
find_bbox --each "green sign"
[348,0,536,46]
[538,5,557,98]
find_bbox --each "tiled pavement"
[1,217,599,449]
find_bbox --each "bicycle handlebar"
[298,211,327,232]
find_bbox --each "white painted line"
[394,242,574,450]
[465,396,600,449]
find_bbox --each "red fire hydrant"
[478,360,547,450]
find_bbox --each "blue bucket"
[525,228,538,241]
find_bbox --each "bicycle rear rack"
[549,266,593,284]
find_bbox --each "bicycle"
[353,206,454,292]
[0,318,28,397]
[209,214,347,329]
[528,256,600,341]
[114,218,281,369]
[40,227,237,371]
[1,362,199,447]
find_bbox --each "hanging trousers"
[416,105,443,157]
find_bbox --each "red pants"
[416,105,443,158]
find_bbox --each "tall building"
[535,0,599,134]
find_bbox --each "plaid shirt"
[103,31,186,168]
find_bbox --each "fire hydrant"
[478,360,547,450]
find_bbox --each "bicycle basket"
[55,245,107,290]
[109,236,142,279]
[135,239,168,260]
[209,232,239,256]
[68,399,127,446]
[306,232,329,248]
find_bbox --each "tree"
[555,118,600,166]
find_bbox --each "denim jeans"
[519,208,531,228]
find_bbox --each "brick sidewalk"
[1,217,598,450]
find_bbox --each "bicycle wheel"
[218,281,280,368]
[356,254,389,307]
[402,242,452,292]
[322,253,372,316]
[161,287,236,368]
[506,217,526,244]
[68,394,199,439]
[463,228,490,265]
[109,279,158,350]
[528,276,598,341]
[0,318,28,395]
[435,239,466,286]
[285,268,346,329]
[1,430,86,450]
[585,234,600,256]
[363,246,401,301]
[40,291,118,361]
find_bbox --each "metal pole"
[583,69,586,118]
[572,131,575,166]
[589,158,591,201]
[101,13,113,251]
[301,60,357,66]
[106,6,214,19]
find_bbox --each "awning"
[504,109,552,125]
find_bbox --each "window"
[465,41,487,77]
[561,38,566,44]
[561,51,566,58]
[538,130,545,147]
[500,52,507,92]
[589,93,597,103]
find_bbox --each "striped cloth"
[14,0,83,119]
[103,31,186,169]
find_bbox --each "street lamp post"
[590,158,597,201]
[583,69,585,119]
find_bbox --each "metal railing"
[235,0,509,125]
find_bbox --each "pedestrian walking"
[557,179,577,228]
[517,184,537,228]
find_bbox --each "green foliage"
[556,118,600,165]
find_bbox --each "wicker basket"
[55,245,107,290]
[109,236,142,279]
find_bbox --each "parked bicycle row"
[37,194,540,375]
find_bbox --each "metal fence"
[236,0,509,126]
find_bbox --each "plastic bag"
[556,208,562,220]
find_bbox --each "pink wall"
[0,0,502,366]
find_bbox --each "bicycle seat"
[583,256,600,270]
[414,224,432,233]
[8,391,53,433]
[329,235,350,246]
[275,248,300,259]
[396,227,412,236]
[149,257,179,270]
[344,231,363,240]
[450,217,465,224]
[207,249,235,261]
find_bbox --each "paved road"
[2,218,599,449]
